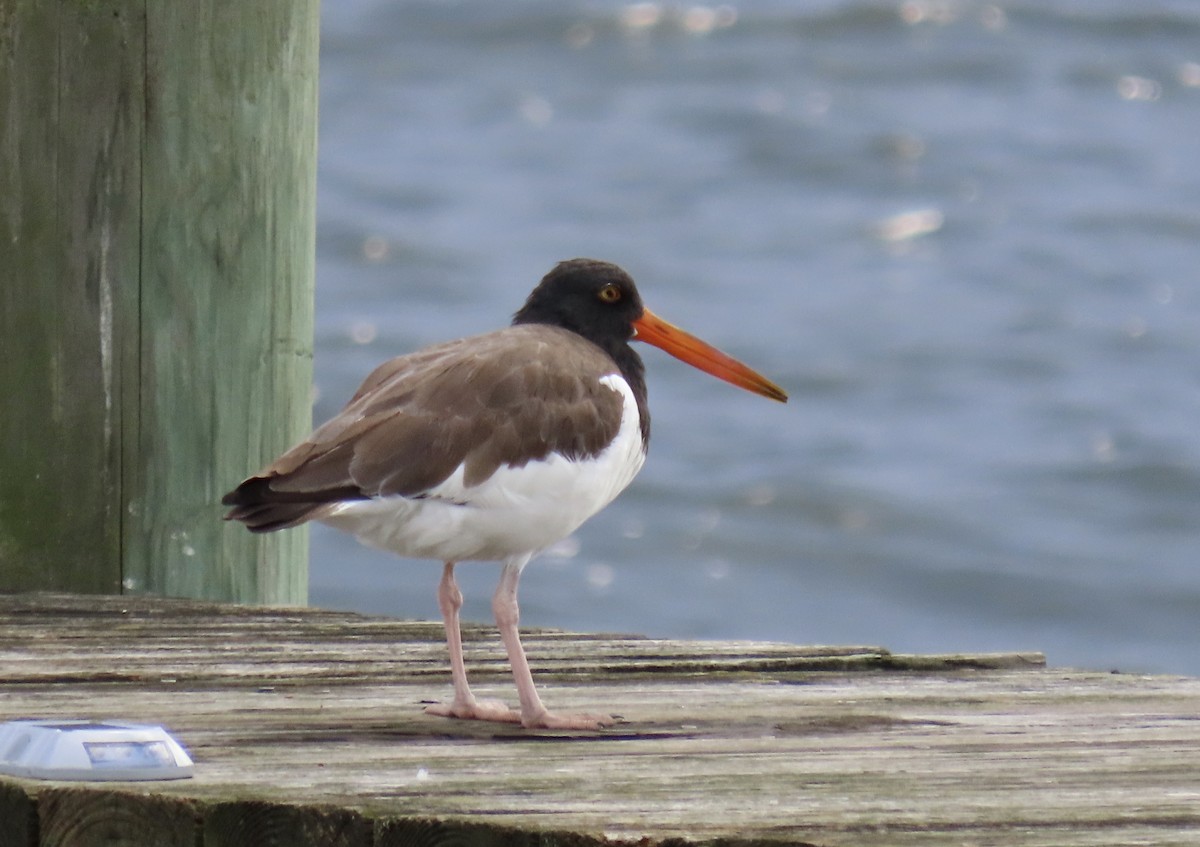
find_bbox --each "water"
[309,0,1200,676]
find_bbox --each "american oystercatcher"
[223,259,787,729]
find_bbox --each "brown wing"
[222,324,626,532]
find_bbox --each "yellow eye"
[598,283,622,303]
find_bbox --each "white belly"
[319,375,646,563]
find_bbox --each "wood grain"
[0,1,317,603]
[1,593,1198,846]
[0,0,140,594]
[38,789,198,847]
[132,0,318,603]
[0,778,37,847]
[203,801,372,847]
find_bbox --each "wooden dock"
[1,592,1198,846]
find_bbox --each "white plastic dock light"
[0,720,194,781]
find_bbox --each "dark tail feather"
[222,501,320,533]
[222,476,363,533]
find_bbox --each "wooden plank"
[0,0,140,594]
[38,788,199,847]
[1,593,1198,846]
[0,778,36,847]
[0,1,317,603]
[127,0,319,604]
[203,802,372,847]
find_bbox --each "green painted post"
[0,1,318,605]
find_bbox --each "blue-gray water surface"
[310,0,1200,675]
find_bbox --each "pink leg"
[493,556,615,730]
[424,561,520,723]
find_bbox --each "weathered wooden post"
[0,1,319,604]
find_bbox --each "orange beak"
[632,308,788,403]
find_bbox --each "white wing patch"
[323,374,646,563]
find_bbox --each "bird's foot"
[424,699,615,730]
[518,708,617,730]
[424,697,522,724]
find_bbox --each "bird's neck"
[609,343,651,449]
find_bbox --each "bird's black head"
[512,259,646,356]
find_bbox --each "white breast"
[320,374,646,564]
